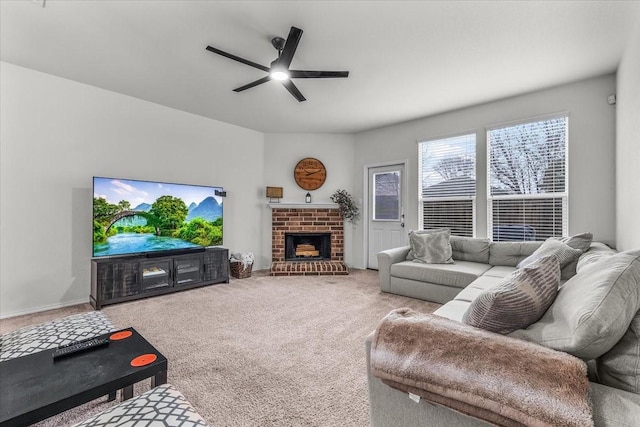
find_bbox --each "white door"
[367,164,406,269]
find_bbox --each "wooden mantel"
[267,202,339,209]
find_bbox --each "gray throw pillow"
[552,232,593,252]
[406,228,449,261]
[463,255,560,334]
[408,229,453,264]
[598,310,640,394]
[517,238,582,270]
[551,232,593,279]
[510,249,640,359]
[576,242,616,274]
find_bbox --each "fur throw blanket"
[370,308,593,427]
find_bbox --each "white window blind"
[487,115,568,241]
[419,133,476,237]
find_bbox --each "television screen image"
[92,177,223,258]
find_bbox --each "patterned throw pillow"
[73,384,210,427]
[408,229,454,264]
[0,311,114,362]
[463,255,561,334]
[406,228,449,260]
[517,238,582,270]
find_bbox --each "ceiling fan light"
[270,70,289,81]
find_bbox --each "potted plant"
[330,189,360,223]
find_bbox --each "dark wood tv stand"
[90,247,229,309]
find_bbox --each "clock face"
[294,157,327,190]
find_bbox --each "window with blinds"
[487,115,568,241]
[418,133,476,237]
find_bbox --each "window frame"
[486,112,569,241]
[418,131,477,237]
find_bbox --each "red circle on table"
[110,331,133,341]
[131,353,157,367]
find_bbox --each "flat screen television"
[92,177,223,258]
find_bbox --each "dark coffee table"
[0,327,167,427]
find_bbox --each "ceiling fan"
[205,26,349,102]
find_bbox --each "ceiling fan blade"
[290,70,350,79]
[278,26,303,69]
[282,80,306,102]
[233,76,271,92]
[206,46,270,72]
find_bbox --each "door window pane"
[373,172,400,220]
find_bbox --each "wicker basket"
[229,260,253,279]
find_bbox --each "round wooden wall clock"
[294,157,327,190]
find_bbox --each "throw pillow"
[406,228,449,261]
[552,232,593,252]
[551,232,593,280]
[517,238,582,270]
[576,242,616,274]
[462,255,560,334]
[597,310,640,394]
[408,229,454,264]
[510,249,640,360]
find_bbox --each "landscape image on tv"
[93,177,223,258]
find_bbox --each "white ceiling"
[2,1,639,134]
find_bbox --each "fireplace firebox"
[285,233,331,261]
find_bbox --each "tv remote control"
[52,336,109,360]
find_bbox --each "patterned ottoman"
[0,311,115,362]
[72,384,210,427]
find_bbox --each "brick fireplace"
[269,204,348,275]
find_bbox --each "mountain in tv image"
[186,197,223,222]
[93,178,223,258]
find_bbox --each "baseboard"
[0,298,90,320]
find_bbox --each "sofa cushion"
[576,242,616,274]
[408,229,453,264]
[454,275,505,302]
[449,236,490,264]
[550,232,593,279]
[517,238,582,270]
[463,255,561,334]
[434,300,471,323]
[597,311,640,394]
[483,265,517,279]
[510,249,640,359]
[390,260,491,289]
[489,241,541,267]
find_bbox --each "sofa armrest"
[377,246,410,292]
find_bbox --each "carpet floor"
[1,269,440,426]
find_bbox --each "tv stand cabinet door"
[92,259,140,308]
[203,248,229,283]
[173,255,204,287]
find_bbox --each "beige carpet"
[1,269,440,426]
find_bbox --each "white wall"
[616,22,640,251]
[262,133,355,267]
[351,74,617,268]
[0,62,265,318]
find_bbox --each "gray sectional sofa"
[369,237,640,426]
[377,236,554,304]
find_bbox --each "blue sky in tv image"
[93,177,223,208]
